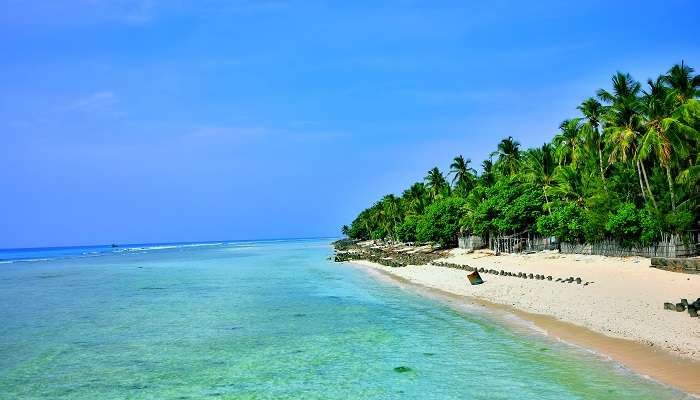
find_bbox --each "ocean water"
[0,239,691,399]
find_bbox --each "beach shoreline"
[341,250,700,397]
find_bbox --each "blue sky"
[1,0,698,248]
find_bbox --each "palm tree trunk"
[597,144,606,183]
[639,161,658,210]
[636,161,647,202]
[665,165,676,210]
[543,188,552,215]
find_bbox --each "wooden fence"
[487,231,557,254]
[484,231,699,258]
[457,235,485,250]
[560,233,698,258]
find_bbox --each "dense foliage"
[343,63,700,247]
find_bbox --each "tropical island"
[336,62,700,395]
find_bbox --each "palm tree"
[639,76,700,210]
[492,136,521,176]
[449,155,476,195]
[402,182,427,215]
[553,118,585,167]
[522,144,557,213]
[380,194,401,240]
[597,72,642,103]
[578,97,606,181]
[677,152,700,206]
[598,71,657,209]
[663,61,700,105]
[551,165,588,207]
[425,167,449,201]
[341,225,350,237]
[480,158,495,186]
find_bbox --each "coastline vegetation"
[342,62,700,248]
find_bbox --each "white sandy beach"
[350,248,700,361]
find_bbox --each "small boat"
[467,271,484,285]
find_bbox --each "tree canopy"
[343,62,700,247]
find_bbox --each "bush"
[396,215,420,242]
[639,207,662,246]
[536,202,587,243]
[605,202,641,247]
[665,209,694,233]
[371,226,388,240]
[468,178,544,236]
[416,197,466,247]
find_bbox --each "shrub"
[605,202,641,247]
[467,178,543,236]
[536,202,587,243]
[371,226,388,240]
[416,197,467,247]
[396,215,420,242]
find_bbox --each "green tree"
[402,182,428,215]
[664,61,700,105]
[521,144,556,213]
[425,167,450,201]
[598,72,657,209]
[578,97,607,182]
[553,118,585,167]
[449,155,477,196]
[492,136,521,176]
[416,197,466,247]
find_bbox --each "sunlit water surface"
[0,239,691,399]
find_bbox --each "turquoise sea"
[0,239,691,399]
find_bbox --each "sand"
[344,248,700,395]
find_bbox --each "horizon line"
[0,236,341,252]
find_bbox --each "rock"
[675,303,686,312]
[575,278,582,284]
[394,366,412,373]
[688,306,698,318]
[664,302,675,310]
[681,299,688,307]
[547,276,553,281]
[528,273,534,279]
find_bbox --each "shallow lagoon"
[0,240,691,399]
